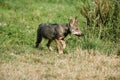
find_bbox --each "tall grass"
[79,0,120,55]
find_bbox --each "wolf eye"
[76,28,78,30]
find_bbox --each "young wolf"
[35,17,83,54]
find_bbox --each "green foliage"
[80,0,120,42]
[0,0,119,60]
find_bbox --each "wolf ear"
[69,16,77,27]
[69,18,74,27]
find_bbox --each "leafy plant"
[80,0,120,42]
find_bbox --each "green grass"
[0,0,119,59]
[0,1,78,52]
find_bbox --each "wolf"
[35,17,83,54]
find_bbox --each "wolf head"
[69,17,84,37]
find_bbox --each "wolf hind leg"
[35,35,42,48]
[46,40,53,51]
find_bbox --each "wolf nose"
[81,33,84,36]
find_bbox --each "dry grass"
[0,49,120,80]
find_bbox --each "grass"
[0,50,120,80]
[0,0,120,80]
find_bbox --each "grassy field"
[0,0,120,80]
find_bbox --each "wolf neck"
[66,24,71,33]
[62,24,71,37]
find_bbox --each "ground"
[0,49,120,80]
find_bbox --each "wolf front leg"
[55,39,63,54]
[60,40,66,49]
